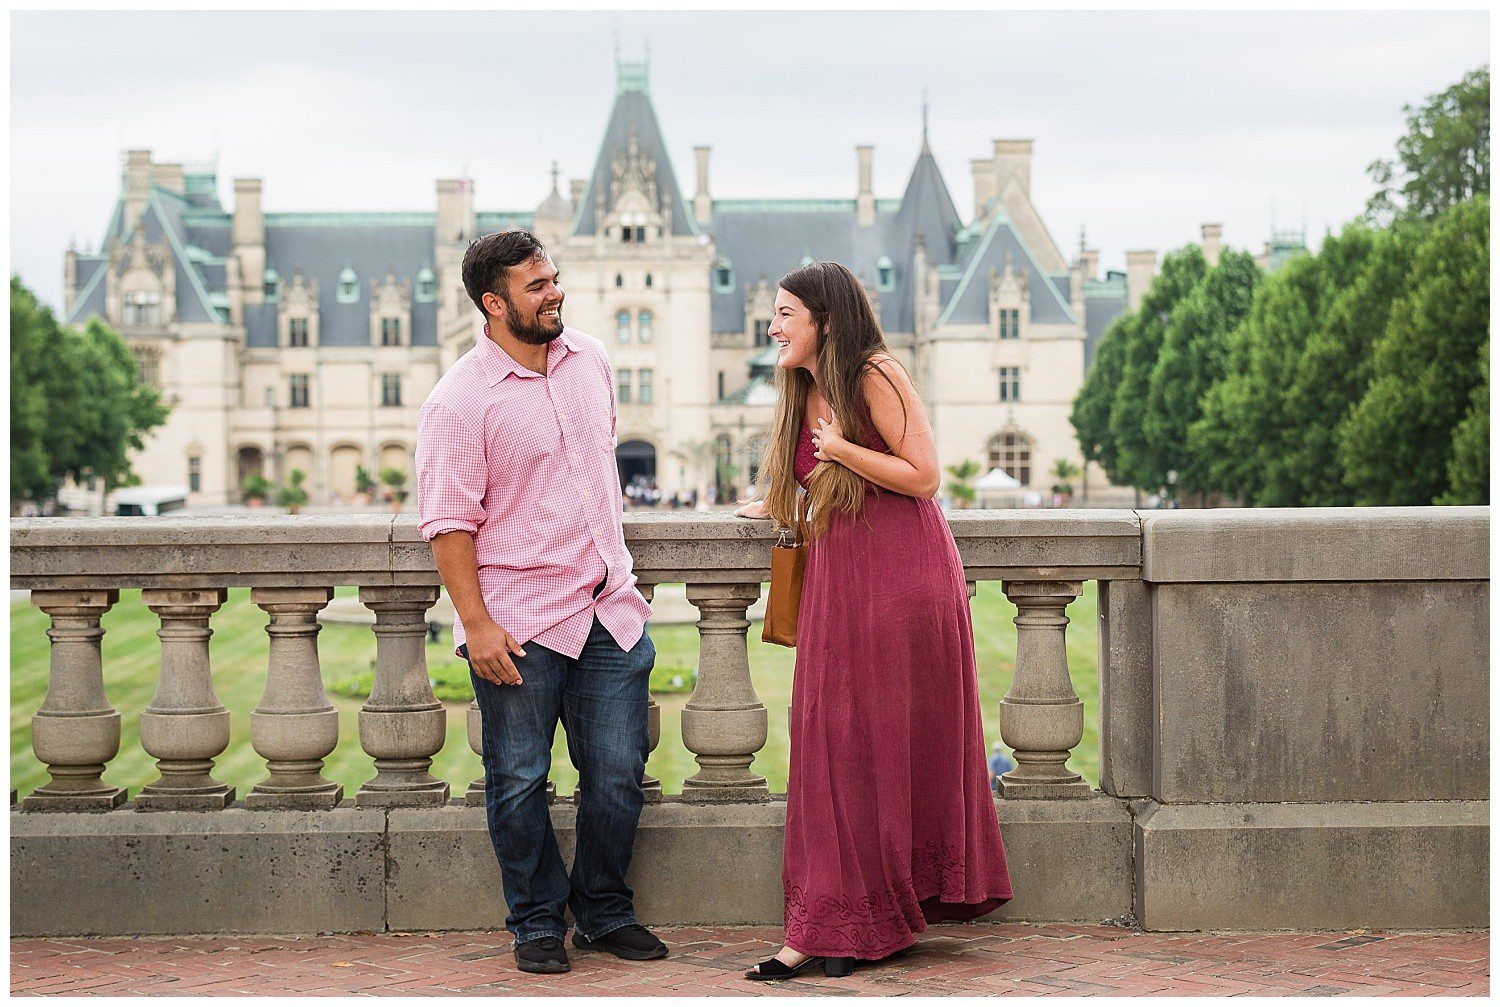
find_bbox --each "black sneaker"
[572,923,669,960]
[514,935,570,974]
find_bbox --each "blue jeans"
[463,617,655,946]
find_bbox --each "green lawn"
[11,582,1099,800]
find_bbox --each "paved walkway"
[12,924,1488,996]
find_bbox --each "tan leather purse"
[762,492,809,648]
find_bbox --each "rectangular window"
[187,456,201,493]
[754,319,772,347]
[289,374,310,409]
[638,368,654,405]
[999,308,1020,340]
[380,317,402,346]
[617,368,633,405]
[380,373,402,407]
[123,291,160,327]
[717,370,725,400]
[288,317,310,347]
[638,311,653,343]
[999,366,1021,403]
[616,311,632,343]
[134,350,159,387]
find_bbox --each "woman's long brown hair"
[761,261,908,538]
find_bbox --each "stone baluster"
[680,583,767,800]
[998,580,1092,798]
[637,582,662,801]
[357,586,449,806]
[137,589,235,810]
[24,590,126,811]
[247,588,342,809]
[465,705,555,806]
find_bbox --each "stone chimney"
[992,138,1033,198]
[569,177,586,211]
[971,157,997,221]
[1201,222,1223,268]
[155,162,185,196]
[1079,247,1100,282]
[1125,249,1158,311]
[693,146,713,227]
[856,145,875,226]
[1255,240,1272,271]
[436,178,475,244]
[122,149,154,234]
[232,179,266,308]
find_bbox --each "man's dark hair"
[461,230,548,316]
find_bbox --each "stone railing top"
[11,509,1145,590]
[1140,506,1490,583]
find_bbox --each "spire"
[1079,223,1087,257]
[921,87,930,152]
[549,159,561,194]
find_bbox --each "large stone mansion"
[62,57,1284,509]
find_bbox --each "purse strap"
[794,490,810,546]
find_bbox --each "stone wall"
[9,507,1488,936]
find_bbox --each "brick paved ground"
[11,924,1488,996]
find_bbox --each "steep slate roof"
[936,208,1078,328]
[1083,275,1127,370]
[67,257,109,323]
[571,66,696,238]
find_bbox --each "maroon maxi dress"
[782,419,1014,960]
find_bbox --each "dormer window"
[337,266,359,304]
[123,290,160,326]
[380,317,403,347]
[263,269,281,302]
[713,259,734,292]
[415,266,436,303]
[876,255,895,292]
[288,317,310,347]
[998,308,1020,340]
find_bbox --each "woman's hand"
[734,499,769,519]
[811,414,848,462]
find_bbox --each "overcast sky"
[11,10,1489,311]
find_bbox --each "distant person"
[988,743,1016,793]
[735,262,1012,980]
[416,230,664,976]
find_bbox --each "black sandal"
[743,954,856,980]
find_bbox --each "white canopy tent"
[974,467,1022,508]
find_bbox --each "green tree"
[68,317,171,505]
[1108,245,1208,492]
[944,458,979,508]
[1439,339,1488,505]
[11,278,59,504]
[1278,220,1423,505]
[1142,248,1261,498]
[9,277,169,508]
[1070,312,1130,482]
[1340,196,1489,504]
[1366,65,1489,226]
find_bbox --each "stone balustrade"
[10,510,1139,810]
[8,507,1489,937]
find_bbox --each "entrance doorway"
[615,439,657,492]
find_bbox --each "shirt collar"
[479,321,577,385]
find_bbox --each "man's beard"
[502,297,564,345]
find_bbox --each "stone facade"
[64,58,1272,511]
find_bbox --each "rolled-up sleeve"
[416,401,488,541]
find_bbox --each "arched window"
[337,266,359,304]
[415,266,436,303]
[616,309,632,343]
[263,268,281,302]
[123,290,160,326]
[615,273,624,288]
[187,453,202,494]
[638,309,653,344]
[644,273,653,288]
[876,254,894,292]
[987,433,1032,486]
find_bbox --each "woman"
[735,261,1013,980]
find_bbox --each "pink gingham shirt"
[415,324,651,659]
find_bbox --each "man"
[415,229,664,975]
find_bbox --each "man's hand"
[466,617,528,686]
[734,499,769,519]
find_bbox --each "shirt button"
[570,450,580,461]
